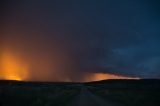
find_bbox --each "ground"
[0,79,160,106]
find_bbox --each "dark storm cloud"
[1,0,160,80]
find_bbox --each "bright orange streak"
[84,73,140,82]
[0,49,29,81]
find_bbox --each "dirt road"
[68,85,122,106]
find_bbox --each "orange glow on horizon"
[0,49,29,81]
[0,49,140,82]
[4,75,22,81]
[84,73,140,82]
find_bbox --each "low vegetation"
[0,79,160,106]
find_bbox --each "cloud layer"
[1,0,160,81]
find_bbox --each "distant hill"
[0,79,160,85]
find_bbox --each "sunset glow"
[0,49,29,81]
[0,49,140,82]
[84,73,140,82]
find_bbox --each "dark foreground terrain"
[0,79,160,106]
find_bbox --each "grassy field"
[0,79,160,106]
[87,79,160,106]
[0,81,80,106]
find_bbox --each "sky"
[0,0,160,81]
